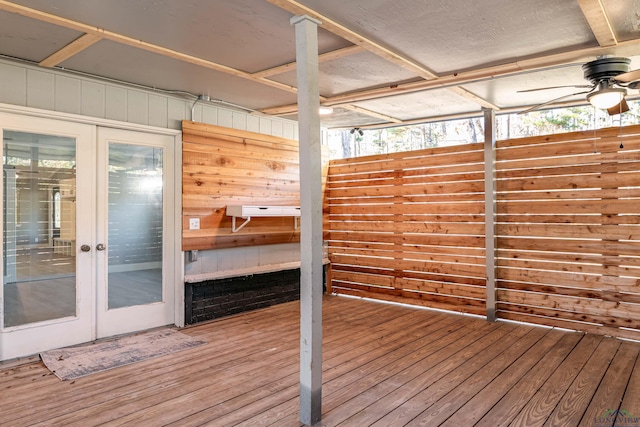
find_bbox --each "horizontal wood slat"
[326,141,486,313]
[327,124,640,339]
[182,120,328,250]
[496,124,640,339]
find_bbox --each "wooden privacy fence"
[326,124,640,339]
[496,125,640,340]
[326,144,487,315]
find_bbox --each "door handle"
[96,243,106,251]
[80,244,91,252]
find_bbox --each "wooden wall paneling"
[181,120,328,251]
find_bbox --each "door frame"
[0,114,96,359]
[95,127,177,338]
[0,103,183,360]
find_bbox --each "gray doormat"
[40,329,207,380]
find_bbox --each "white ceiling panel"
[351,89,481,122]
[270,51,420,97]
[296,0,597,74]
[0,9,82,62]
[462,55,640,111]
[462,63,589,110]
[59,40,298,110]
[9,0,349,73]
[284,107,386,129]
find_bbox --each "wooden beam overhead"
[39,33,102,68]
[266,0,498,110]
[577,0,618,47]
[261,38,640,117]
[267,0,439,80]
[0,0,298,94]
[340,104,403,124]
[252,45,364,79]
[450,87,499,110]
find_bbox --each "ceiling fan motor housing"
[582,57,631,83]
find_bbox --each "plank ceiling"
[0,0,639,129]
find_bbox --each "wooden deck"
[2,295,640,426]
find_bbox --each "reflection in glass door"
[0,116,176,361]
[96,127,174,339]
[107,143,163,309]
[3,131,77,327]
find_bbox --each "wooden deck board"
[2,295,640,426]
[578,342,639,427]
[474,331,583,427]
[543,338,621,427]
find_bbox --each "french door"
[0,113,176,360]
[95,127,175,338]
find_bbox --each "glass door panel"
[3,131,76,327]
[0,113,94,361]
[96,127,174,339]
[107,143,163,309]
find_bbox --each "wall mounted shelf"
[226,205,301,232]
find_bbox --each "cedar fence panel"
[326,144,486,314]
[495,124,640,339]
[326,124,640,340]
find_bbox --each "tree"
[325,100,640,159]
[340,130,351,158]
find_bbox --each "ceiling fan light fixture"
[587,87,626,109]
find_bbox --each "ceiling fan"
[519,56,640,115]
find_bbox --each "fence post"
[484,108,497,322]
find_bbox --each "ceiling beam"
[449,87,497,110]
[39,33,102,67]
[252,45,364,79]
[339,104,403,124]
[267,0,438,79]
[0,0,298,94]
[577,0,617,47]
[266,0,498,110]
[261,38,640,116]
[0,0,416,125]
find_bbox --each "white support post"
[484,108,497,322]
[291,14,323,426]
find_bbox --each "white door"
[95,127,175,338]
[0,113,95,360]
[0,115,176,360]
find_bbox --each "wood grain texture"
[181,120,328,250]
[496,124,640,339]
[326,124,640,339]
[326,143,486,313]
[3,297,640,425]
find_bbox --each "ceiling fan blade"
[518,90,593,115]
[607,98,630,115]
[517,85,593,93]
[614,69,640,83]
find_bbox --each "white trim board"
[185,258,330,283]
[0,102,181,136]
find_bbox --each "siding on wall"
[0,58,298,137]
